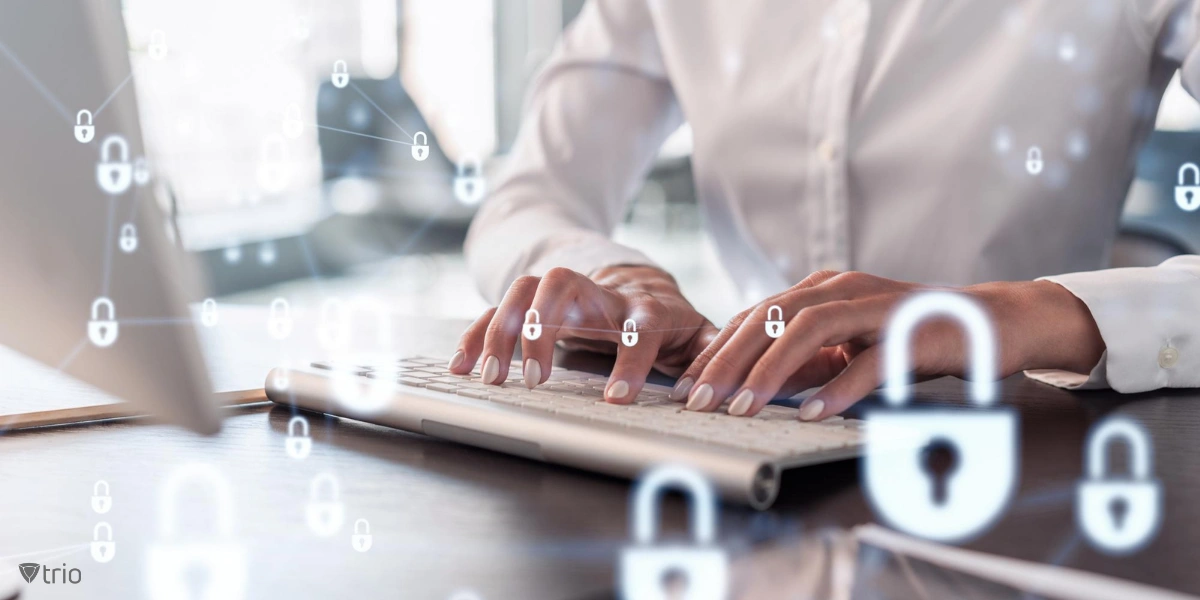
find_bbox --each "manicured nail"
[607,380,630,400]
[481,355,500,385]
[523,359,541,390]
[447,350,465,371]
[728,389,754,416]
[686,383,714,411]
[799,398,825,421]
[669,377,694,401]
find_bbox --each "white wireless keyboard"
[311,355,865,459]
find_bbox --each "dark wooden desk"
[1,313,1197,598]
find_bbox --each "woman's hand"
[676,271,1106,420]
[449,265,718,402]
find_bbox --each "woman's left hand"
[673,271,1106,421]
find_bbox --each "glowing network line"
[349,81,416,142]
[315,123,415,146]
[0,35,72,122]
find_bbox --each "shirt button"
[1158,346,1179,369]
[817,138,837,163]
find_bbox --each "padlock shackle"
[333,59,348,72]
[77,109,93,124]
[354,518,370,534]
[94,521,113,541]
[203,298,217,312]
[91,297,115,320]
[1088,416,1151,480]
[457,155,482,175]
[1179,163,1200,186]
[94,480,109,495]
[332,295,393,351]
[413,131,427,145]
[269,297,290,317]
[100,135,129,162]
[159,463,234,538]
[310,472,340,501]
[1027,146,1042,160]
[525,308,540,324]
[631,465,717,545]
[883,291,996,406]
[288,415,309,437]
[623,319,637,333]
[767,305,783,321]
[121,223,136,237]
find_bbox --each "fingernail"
[447,350,465,371]
[669,377,694,401]
[799,398,825,421]
[686,383,714,411]
[481,355,500,385]
[607,380,629,400]
[523,359,541,390]
[728,389,754,416]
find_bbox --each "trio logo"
[17,562,82,584]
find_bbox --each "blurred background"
[125,0,1200,325]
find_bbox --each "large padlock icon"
[317,298,350,351]
[75,109,95,143]
[97,135,133,195]
[453,155,486,205]
[331,60,349,88]
[286,415,312,459]
[1025,146,1044,175]
[147,463,247,600]
[267,297,293,340]
[620,465,727,600]
[89,297,119,347]
[1175,163,1200,212]
[257,134,290,193]
[1077,416,1161,554]
[523,309,542,341]
[119,223,138,253]
[621,319,639,347]
[307,472,345,537]
[92,480,113,513]
[201,298,219,328]
[148,29,168,60]
[329,296,398,412]
[133,157,150,186]
[282,104,303,139]
[765,305,785,339]
[412,131,429,161]
[91,522,116,563]
[864,291,1016,543]
[352,518,373,552]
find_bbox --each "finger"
[479,276,540,385]
[521,268,616,389]
[448,306,497,374]
[797,345,883,420]
[671,270,844,400]
[604,308,664,404]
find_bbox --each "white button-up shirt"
[465,0,1200,394]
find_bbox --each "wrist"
[591,264,682,297]
[972,280,1105,374]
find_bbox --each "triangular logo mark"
[18,563,40,583]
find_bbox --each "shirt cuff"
[1025,258,1200,393]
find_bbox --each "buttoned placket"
[804,0,869,275]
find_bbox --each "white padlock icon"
[453,155,486,205]
[317,298,350,351]
[282,104,303,139]
[331,60,349,88]
[621,319,639,347]
[148,29,168,60]
[97,135,132,195]
[267,297,293,340]
[91,522,116,563]
[620,465,727,600]
[147,463,247,600]
[133,157,150,186]
[119,223,138,253]
[1175,163,1200,212]
[412,131,429,161]
[523,309,542,341]
[765,305,785,339]
[1025,146,1044,175]
[89,297,119,347]
[352,518,373,552]
[329,297,398,413]
[75,109,95,143]
[286,415,312,459]
[201,298,219,328]
[864,291,1017,543]
[257,134,290,193]
[307,472,345,537]
[92,480,113,513]
[1077,416,1161,555]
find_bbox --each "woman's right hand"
[448,265,718,403]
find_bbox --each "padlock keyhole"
[771,324,779,334]
[920,438,960,505]
[1109,496,1129,529]
[660,567,689,600]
